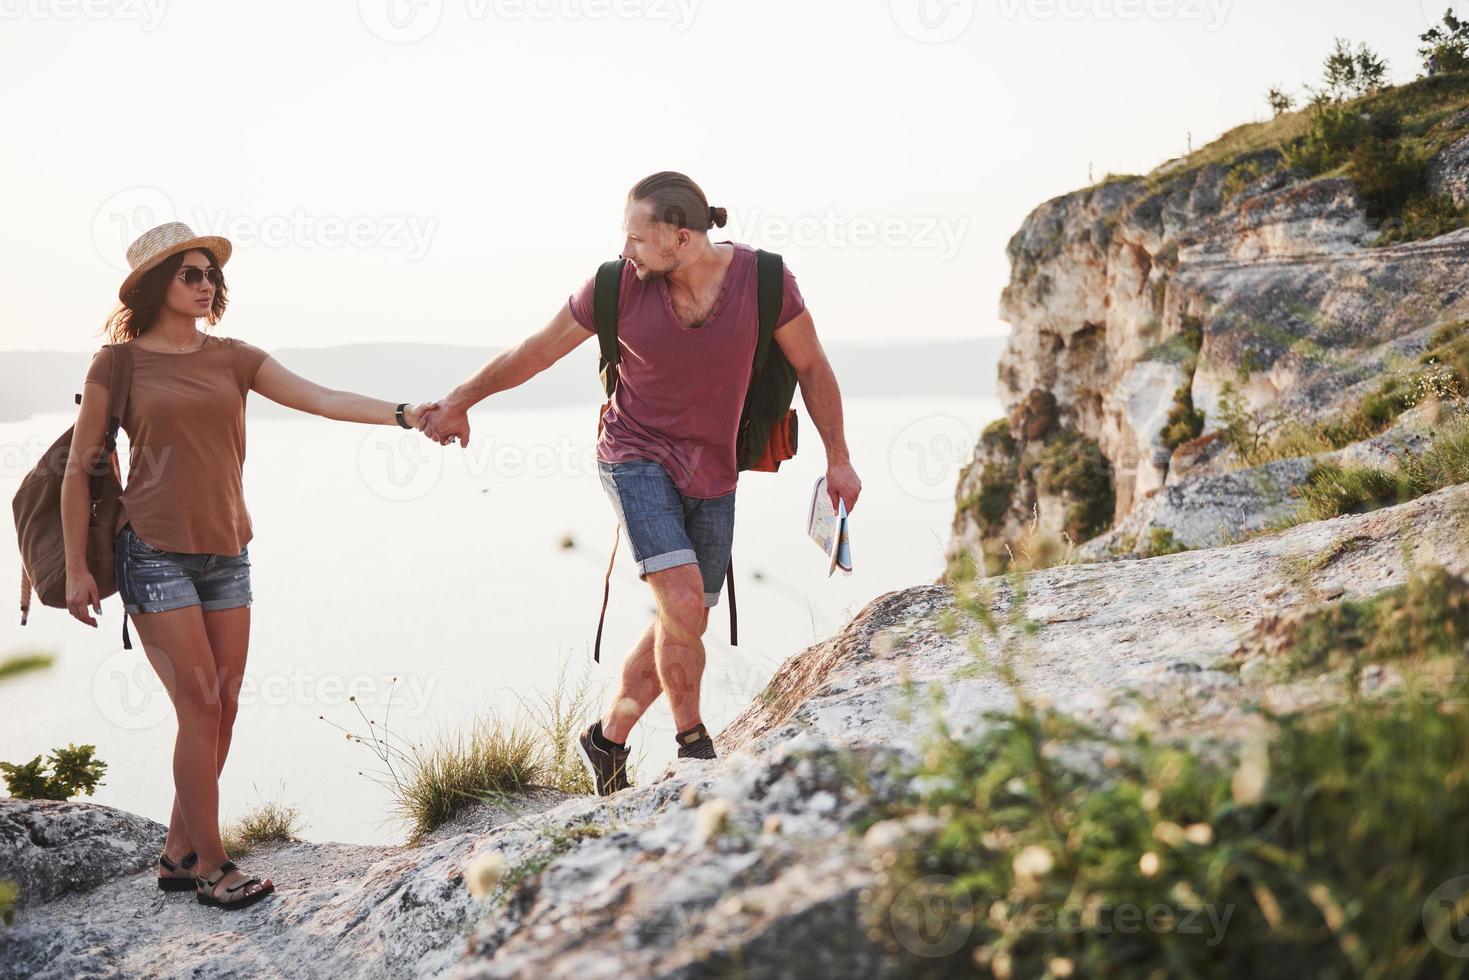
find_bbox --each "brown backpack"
[12,342,135,649]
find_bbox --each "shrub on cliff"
[1037,428,1114,542]
[868,564,1469,977]
[0,744,106,802]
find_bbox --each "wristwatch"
[395,403,412,429]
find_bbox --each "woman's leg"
[161,606,251,860]
[132,606,229,869]
[201,606,251,771]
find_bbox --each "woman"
[61,222,437,910]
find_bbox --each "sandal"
[157,850,198,892]
[195,860,275,910]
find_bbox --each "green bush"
[1144,527,1189,557]
[1038,428,1114,541]
[870,566,1469,978]
[1348,136,1425,217]
[1421,11,1469,75]
[978,464,1019,529]
[1161,382,1206,450]
[0,744,106,801]
[1275,565,1469,676]
[1295,461,1413,522]
[1283,102,1368,174]
[1222,159,1269,201]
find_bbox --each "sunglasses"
[176,266,225,288]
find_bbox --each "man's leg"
[642,563,713,734]
[601,607,709,744]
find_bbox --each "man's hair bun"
[707,206,728,229]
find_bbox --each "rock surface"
[950,104,1469,569]
[5,483,1469,978]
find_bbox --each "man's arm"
[422,303,594,446]
[773,310,862,511]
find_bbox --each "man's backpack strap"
[726,553,737,646]
[753,250,784,375]
[593,523,620,664]
[594,259,625,399]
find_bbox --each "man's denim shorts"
[114,524,253,615]
[597,458,736,608]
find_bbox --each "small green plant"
[1037,428,1115,542]
[1421,10,1469,75]
[0,744,106,801]
[1317,38,1390,102]
[869,555,1469,977]
[1161,382,1206,450]
[0,653,53,682]
[220,800,305,857]
[1143,527,1189,557]
[327,666,619,844]
[1222,159,1269,201]
[1267,86,1295,117]
[1215,377,1284,464]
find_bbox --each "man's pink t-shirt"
[568,241,806,499]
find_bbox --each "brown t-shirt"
[84,334,271,555]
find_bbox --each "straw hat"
[119,222,233,301]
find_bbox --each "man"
[419,171,861,796]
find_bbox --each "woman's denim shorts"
[597,458,735,608]
[114,524,253,615]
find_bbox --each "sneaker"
[675,722,716,760]
[577,720,631,796]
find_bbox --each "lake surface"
[0,396,999,844]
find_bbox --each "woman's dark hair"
[629,171,728,232]
[104,248,228,342]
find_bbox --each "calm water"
[0,396,999,844]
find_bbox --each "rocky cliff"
[3,481,1469,977]
[949,79,1469,570]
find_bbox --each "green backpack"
[591,249,800,661]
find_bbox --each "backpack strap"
[752,250,784,375]
[104,344,135,652]
[593,259,625,398]
[727,553,737,646]
[593,524,620,663]
[592,259,626,662]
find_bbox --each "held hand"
[418,397,471,448]
[66,569,101,628]
[827,460,861,514]
[403,401,439,430]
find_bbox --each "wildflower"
[1184,822,1213,846]
[464,851,506,899]
[695,798,733,846]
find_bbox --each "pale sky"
[0,0,1448,353]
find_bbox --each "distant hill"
[0,337,1005,423]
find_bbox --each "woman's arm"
[61,382,111,626]
[250,356,435,427]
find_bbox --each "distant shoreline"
[0,338,1006,424]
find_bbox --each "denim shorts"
[114,524,253,615]
[597,458,736,608]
